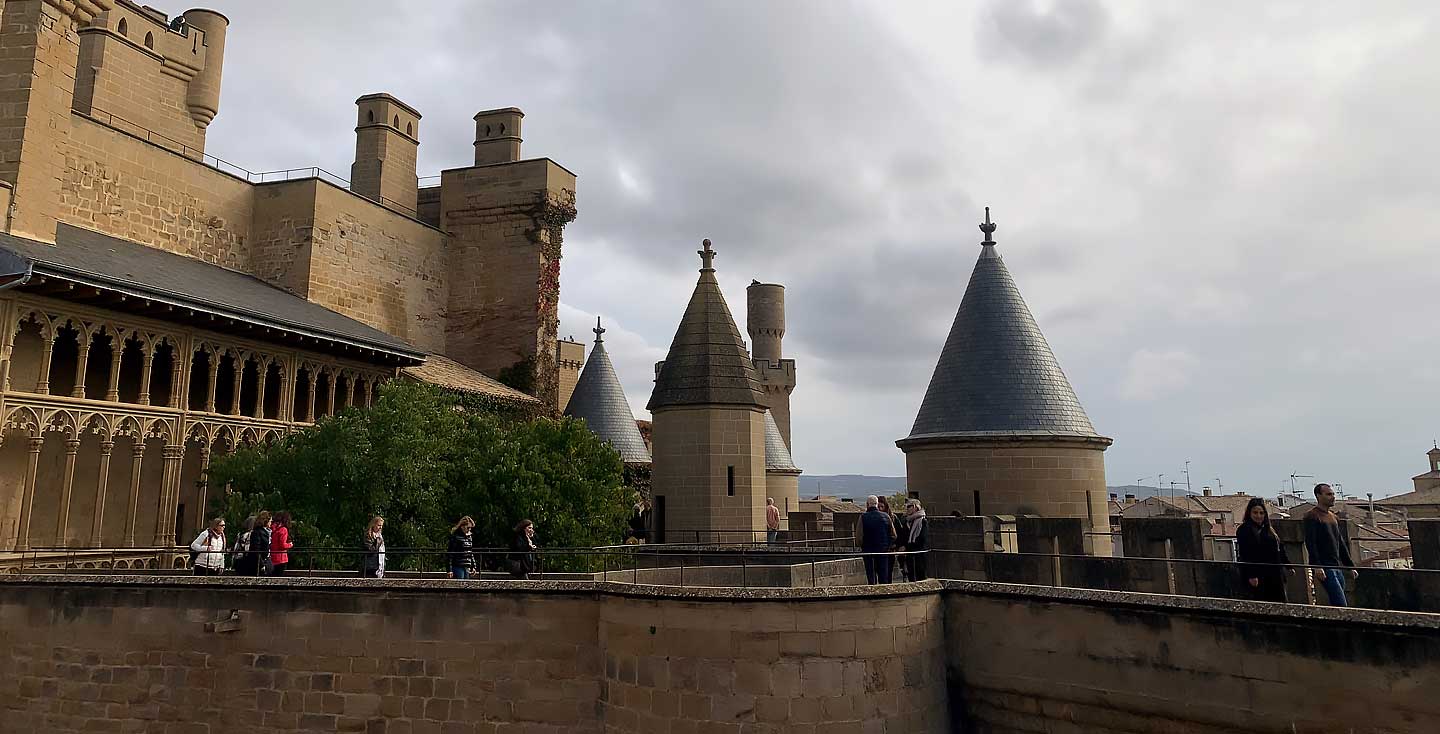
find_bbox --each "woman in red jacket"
[271,512,295,576]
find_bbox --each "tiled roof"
[647,241,765,411]
[903,214,1101,441]
[763,410,800,474]
[402,354,539,403]
[1375,488,1440,506]
[0,224,423,359]
[564,326,651,464]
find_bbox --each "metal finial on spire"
[593,316,605,343]
[698,238,716,271]
[979,206,997,246]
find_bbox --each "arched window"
[406,122,412,136]
[144,31,154,49]
[499,123,506,134]
[117,17,128,36]
[368,110,375,123]
[392,115,399,128]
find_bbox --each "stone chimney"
[1125,494,1136,503]
[474,107,524,165]
[351,93,420,214]
[1203,488,1212,497]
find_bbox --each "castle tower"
[763,410,801,527]
[440,107,576,409]
[556,337,584,412]
[350,93,420,214]
[565,318,650,464]
[748,281,796,449]
[896,209,1113,553]
[648,240,768,541]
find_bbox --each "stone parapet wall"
[1,576,1435,733]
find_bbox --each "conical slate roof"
[565,319,651,464]
[647,240,766,411]
[763,411,801,473]
[904,209,1102,441]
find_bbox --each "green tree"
[207,380,629,571]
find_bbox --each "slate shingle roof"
[764,410,800,474]
[647,242,765,411]
[904,218,1102,441]
[0,223,423,359]
[564,328,651,463]
[402,354,539,404]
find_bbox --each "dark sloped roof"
[903,214,1101,442]
[647,241,765,410]
[763,410,801,474]
[0,223,423,359]
[564,327,651,463]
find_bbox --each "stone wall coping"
[2,574,1438,628]
[938,579,1440,630]
[896,431,1115,450]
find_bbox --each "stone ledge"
[938,579,1440,629]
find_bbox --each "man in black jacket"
[1304,484,1356,606]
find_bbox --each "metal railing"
[77,108,431,217]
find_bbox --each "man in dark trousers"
[1304,483,1358,606]
[859,495,896,584]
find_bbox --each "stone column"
[253,362,268,419]
[1,318,17,392]
[196,445,212,528]
[13,435,44,550]
[170,353,184,408]
[123,441,145,547]
[276,372,290,421]
[305,374,318,422]
[138,347,155,405]
[35,335,54,394]
[89,440,114,545]
[229,364,243,416]
[104,339,122,402]
[54,438,81,545]
[154,444,183,546]
[326,373,338,416]
[205,356,220,413]
[72,339,90,398]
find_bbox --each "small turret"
[473,107,524,165]
[351,93,420,214]
[181,9,229,129]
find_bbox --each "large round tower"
[896,209,1113,553]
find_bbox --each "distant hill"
[799,475,906,498]
[797,477,1198,502]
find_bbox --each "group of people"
[1235,482,1358,607]
[188,511,294,576]
[188,512,543,580]
[857,495,929,584]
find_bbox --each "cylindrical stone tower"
[181,9,229,129]
[747,281,796,450]
[897,209,1114,554]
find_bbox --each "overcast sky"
[202,0,1439,498]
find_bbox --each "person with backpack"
[247,511,274,576]
[232,515,256,576]
[189,518,227,575]
[447,516,477,579]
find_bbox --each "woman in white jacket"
[189,518,228,575]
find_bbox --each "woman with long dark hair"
[1235,498,1290,602]
[509,519,538,579]
[270,512,294,576]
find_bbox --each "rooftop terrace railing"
[78,107,431,217]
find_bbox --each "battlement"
[751,357,796,388]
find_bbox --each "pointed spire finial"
[979,206,997,246]
[593,315,605,343]
[698,238,716,271]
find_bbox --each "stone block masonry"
[2,575,1438,733]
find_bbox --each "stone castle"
[0,0,579,551]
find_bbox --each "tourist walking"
[189,518,227,575]
[509,519,539,579]
[1304,484,1357,606]
[859,495,896,584]
[903,499,929,581]
[765,497,781,544]
[248,511,274,576]
[362,516,386,578]
[448,515,477,579]
[887,496,909,580]
[1235,498,1290,603]
[232,515,256,576]
[270,512,294,576]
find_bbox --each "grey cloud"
[979,0,1110,68]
